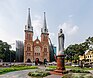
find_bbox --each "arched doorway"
[35,58,39,65]
[27,59,31,63]
[44,58,47,64]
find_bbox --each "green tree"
[64,37,91,62]
[0,40,16,62]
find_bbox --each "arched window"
[44,45,47,52]
[44,48,47,52]
[43,35,45,41]
[27,34,31,40]
[44,46,48,56]
[27,46,30,51]
[27,44,31,51]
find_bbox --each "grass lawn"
[0,66,38,75]
[65,66,93,70]
[48,65,93,70]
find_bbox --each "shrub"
[62,73,93,78]
[28,70,51,77]
[70,69,90,73]
[62,73,73,78]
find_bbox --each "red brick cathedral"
[24,8,50,63]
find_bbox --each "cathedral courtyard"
[0,65,93,78]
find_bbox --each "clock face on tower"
[36,41,39,44]
[34,46,41,53]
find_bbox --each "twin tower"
[24,8,50,63]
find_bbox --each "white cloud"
[58,22,79,36]
[49,32,55,44]
[32,15,43,39]
[49,32,55,37]
[0,28,16,50]
[32,15,56,43]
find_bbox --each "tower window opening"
[44,48,47,52]
[27,46,30,51]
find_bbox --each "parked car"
[32,63,35,66]
[65,62,72,66]
[47,61,57,65]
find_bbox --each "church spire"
[25,8,33,32]
[28,8,31,28]
[41,12,48,33]
[44,12,47,30]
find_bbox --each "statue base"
[56,55,65,70]
[50,55,65,75]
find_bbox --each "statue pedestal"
[56,55,65,70]
[50,55,65,75]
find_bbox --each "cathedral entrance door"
[35,58,39,65]
[44,59,47,64]
[27,58,31,63]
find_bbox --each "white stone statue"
[58,29,64,55]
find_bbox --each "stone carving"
[58,29,64,55]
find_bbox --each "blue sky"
[0,0,93,50]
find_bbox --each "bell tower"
[24,8,34,63]
[41,12,50,62]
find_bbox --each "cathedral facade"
[24,8,50,63]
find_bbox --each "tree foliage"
[65,37,93,62]
[0,40,16,62]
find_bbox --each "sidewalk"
[88,70,93,74]
[44,75,62,78]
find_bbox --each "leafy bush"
[62,73,93,78]
[62,73,73,78]
[45,66,57,71]
[28,70,51,77]
[45,68,56,71]
[70,69,90,73]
